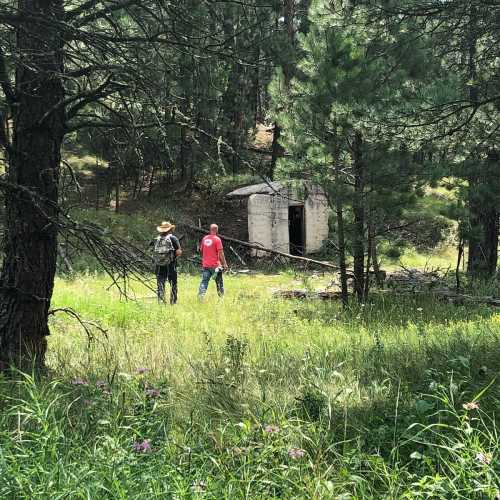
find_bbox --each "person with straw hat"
[150,221,182,304]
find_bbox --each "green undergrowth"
[0,273,499,498]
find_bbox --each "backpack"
[153,235,175,266]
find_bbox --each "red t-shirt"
[201,235,223,268]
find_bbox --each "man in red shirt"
[198,223,228,299]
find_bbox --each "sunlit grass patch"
[1,272,498,498]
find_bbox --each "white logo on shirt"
[204,239,213,247]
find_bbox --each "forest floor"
[1,273,499,498]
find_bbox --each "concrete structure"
[226,181,329,256]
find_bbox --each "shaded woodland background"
[0,0,499,368]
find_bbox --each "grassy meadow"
[0,271,499,498]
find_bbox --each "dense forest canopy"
[0,0,498,368]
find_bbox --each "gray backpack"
[153,235,175,266]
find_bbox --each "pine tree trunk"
[115,165,120,213]
[467,182,499,277]
[465,3,498,278]
[352,132,365,302]
[0,0,65,371]
[364,218,374,299]
[372,239,384,287]
[180,127,187,180]
[269,122,282,180]
[269,0,296,180]
[283,0,296,86]
[335,167,349,308]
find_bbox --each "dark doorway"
[289,205,305,256]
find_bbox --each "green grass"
[391,246,458,271]
[1,272,499,498]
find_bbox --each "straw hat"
[157,221,175,233]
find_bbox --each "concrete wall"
[247,186,329,256]
[270,194,290,253]
[248,194,273,256]
[304,185,330,254]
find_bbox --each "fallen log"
[177,222,348,273]
[435,291,500,307]
[273,289,344,300]
[378,288,500,307]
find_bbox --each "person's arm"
[172,235,182,257]
[217,239,228,270]
[218,249,228,270]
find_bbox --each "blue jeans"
[198,268,224,297]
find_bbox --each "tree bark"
[269,0,296,180]
[364,218,374,299]
[467,192,499,277]
[0,0,65,371]
[352,131,365,302]
[114,163,120,213]
[465,4,498,278]
[371,238,385,287]
[283,0,296,86]
[269,122,283,180]
[334,164,349,308]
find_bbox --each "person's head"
[210,223,218,235]
[157,221,175,235]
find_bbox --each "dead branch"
[48,307,108,346]
[228,244,247,266]
[0,174,156,297]
[178,222,348,273]
[274,289,344,300]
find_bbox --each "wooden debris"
[177,222,347,272]
[273,289,344,300]
[386,268,443,291]
[228,244,247,266]
[58,244,74,274]
[435,291,500,307]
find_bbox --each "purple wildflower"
[96,380,108,389]
[71,378,88,386]
[145,388,161,398]
[264,424,280,434]
[288,447,306,459]
[136,367,149,375]
[132,439,152,454]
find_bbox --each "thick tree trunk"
[0,0,65,371]
[352,132,365,302]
